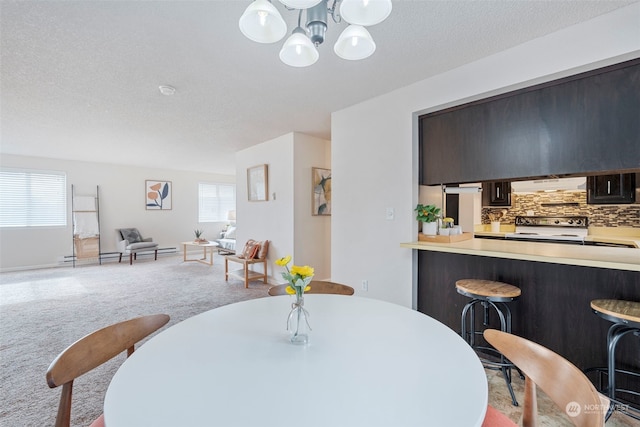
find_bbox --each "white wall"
[235,132,331,283]
[293,133,332,280]
[331,4,640,308]
[0,154,234,270]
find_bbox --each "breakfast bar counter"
[402,236,639,396]
[400,237,640,271]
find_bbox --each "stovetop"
[506,216,589,243]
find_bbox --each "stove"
[504,216,588,244]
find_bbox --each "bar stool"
[456,279,522,406]
[590,299,640,419]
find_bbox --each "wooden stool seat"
[591,299,640,327]
[456,279,521,302]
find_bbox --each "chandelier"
[239,0,392,67]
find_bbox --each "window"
[198,183,235,222]
[0,168,67,227]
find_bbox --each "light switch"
[386,207,394,220]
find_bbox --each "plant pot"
[422,221,438,236]
[491,222,501,233]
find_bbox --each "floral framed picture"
[247,164,268,201]
[146,180,172,210]
[312,167,331,215]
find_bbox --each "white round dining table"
[104,295,488,427]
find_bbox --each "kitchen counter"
[473,225,640,248]
[473,231,640,248]
[400,237,640,271]
[586,226,640,248]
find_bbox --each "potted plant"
[194,229,207,243]
[415,204,441,235]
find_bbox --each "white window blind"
[0,169,67,227]
[199,183,235,222]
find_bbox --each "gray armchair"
[116,228,159,265]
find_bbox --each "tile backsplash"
[482,191,640,227]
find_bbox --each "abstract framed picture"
[145,180,172,210]
[247,164,268,201]
[312,167,331,216]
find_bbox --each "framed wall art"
[247,164,268,201]
[312,167,331,216]
[146,180,172,210]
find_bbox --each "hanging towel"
[73,212,99,238]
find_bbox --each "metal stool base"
[585,367,640,421]
[461,298,521,406]
[585,325,640,421]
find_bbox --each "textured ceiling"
[1,0,635,175]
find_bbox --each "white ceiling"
[1,0,635,175]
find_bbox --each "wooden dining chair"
[46,314,170,427]
[481,329,609,427]
[267,280,355,296]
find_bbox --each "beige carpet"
[0,254,271,427]
[0,255,636,426]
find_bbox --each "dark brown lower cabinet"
[417,250,640,404]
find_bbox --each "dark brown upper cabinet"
[482,181,511,207]
[420,59,640,186]
[587,173,636,204]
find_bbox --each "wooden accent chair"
[46,314,170,427]
[268,280,355,296]
[481,329,609,427]
[225,240,269,288]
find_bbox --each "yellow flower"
[291,265,314,278]
[279,257,314,297]
[275,255,291,266]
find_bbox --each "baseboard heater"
[62,247,178,264]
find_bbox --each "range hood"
[511,177,586,193]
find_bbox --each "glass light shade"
[333,25,376,60]
[279,0,323,8]
[239,0,287,44]
[339,0,392,26]
[279,29,319,67]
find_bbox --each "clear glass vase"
[287,294,311,345]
